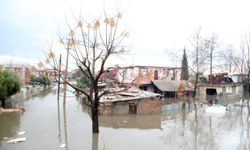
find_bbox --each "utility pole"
[63,40,70,105]
[57,54,62,100]
[57,55,62,144]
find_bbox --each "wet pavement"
[0,87,249,150]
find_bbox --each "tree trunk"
[210,52,212,84]
[192,73,198,99]
[1,99,6,108]
[91,106,99,133]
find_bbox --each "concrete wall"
[137,98,163,114]
[198,84,243,100]
[99,97,163,115]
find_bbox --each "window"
[154,70,158,80]
[129,104,137,114]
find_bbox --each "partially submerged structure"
[198,73,243,101]
[139,80,194,98]
[99,88,162,115]
[198,83,243,102]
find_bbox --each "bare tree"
[189,28,204,98]
[237,28,250,87]
[240,39,246,76]
[244,28,250,88]
[203,33,219,83]
[166,28,205,99]
[46,12,129,133]
[221,45,235,74]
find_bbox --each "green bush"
[76,75,91,89]
[30,75,50,86]
[0,70,20,107]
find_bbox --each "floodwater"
[0,87,249,150]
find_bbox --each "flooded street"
[0,87,249,150]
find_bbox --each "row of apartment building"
[104,65,182,85]
[0,64,57,85]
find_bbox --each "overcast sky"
[1,0,250,67]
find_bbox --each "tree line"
[0,70,20,108]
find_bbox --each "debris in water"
[60,144,66,148]
[234,101,248,107]
[7,137,26,144]
[206,105,226,114]
[2,137,8,140]
[0,107,25,113]
[18,131,27,135]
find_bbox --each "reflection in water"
[63,104,69,150]
[162,103,219,150]
[1,88,250,150]
[38,87,56,98]
[167,98,249,150]
[180,104,186,136]
[99,114,162,129]
[57,90,69,150]
[92,133,99,150]
[238,93,250,149]
[162,102,192,121]
[57,91,62,144]
[0,87,53,146]
[0,113,21,146]
[194,104,197,150]
[6,86,55,108]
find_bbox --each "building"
[2,64,59,85]
[36,69,58,82]
[107,65,181,86]
[99,88,162,115]
[3,64,32,85]
[140,80,194,98]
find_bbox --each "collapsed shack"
[99,88,162,115]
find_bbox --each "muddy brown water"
[0,87,249,150]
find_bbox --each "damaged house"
[106,65,181,86]
[139,80,194,98]
[99,88,162,115]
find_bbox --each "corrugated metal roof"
[152,80,194,92]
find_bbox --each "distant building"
[4,64,32,85]
[36,69,58,82]
[107,65,181,86]
[1,64,59,85]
